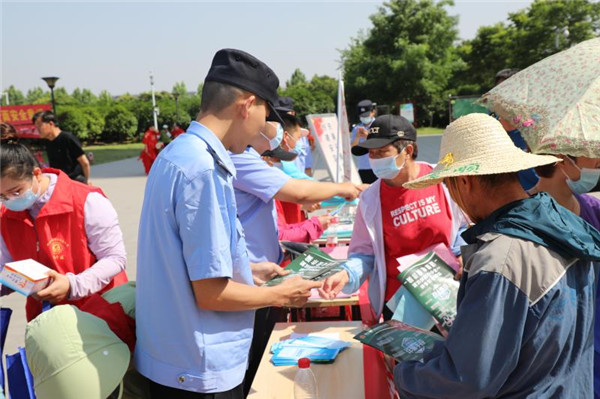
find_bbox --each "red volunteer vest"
[0,169,128,320]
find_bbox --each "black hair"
[1,122,39,180]
[199,81,264,115]
[281,113,300,132]
[393,140,418,159]
[32,110,56,125]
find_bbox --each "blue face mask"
[3,181,41,212]
[292,136,304,154]
[260,123,284,151]
[360,116,373,126]
[369,154,405,180]
[565,167,600,194]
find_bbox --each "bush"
[82,108,105,142]
[102,106,138,143]
[57,107,89,140]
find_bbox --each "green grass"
[83,143,143,165]
[418,127,444,135]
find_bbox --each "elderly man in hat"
[395,113,600,398]
[135,49,321,398]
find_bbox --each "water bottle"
[294,357,318,399]
[326,217,339,248]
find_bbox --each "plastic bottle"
[294,357,318,399]
[326,216,339,248]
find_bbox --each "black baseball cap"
[357,99,374,117]
[351,114,416,156]
[204,48,285,125]
[275,97,294,114]
[262,146,298,161]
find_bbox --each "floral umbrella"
[482,38,600,157]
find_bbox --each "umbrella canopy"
[482,38,600,157]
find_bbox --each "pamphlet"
[265,246,346,286]
[270,335,351,366]
[396,245,459,332]
[354,320,443,362]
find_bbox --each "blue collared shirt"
[135,122,254,393]
[351,123,372,170]
[230,147,290,263]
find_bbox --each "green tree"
[57,107,89,140]
[54,87,75,107]
[103,106,138,142]
[196,83,204,97]
[287,69,308,87]
[26,87,48,104]
[172,81,188,98]
[341,0,461,126]
[72,88,97,105]
[82,107,105,141]
[98,90,114,105]
[2,85,26,105]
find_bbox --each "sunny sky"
[2,1,532,96]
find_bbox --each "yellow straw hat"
[404,113,560,189]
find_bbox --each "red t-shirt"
[380,163,453,300]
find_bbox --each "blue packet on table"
[271,346,341,366]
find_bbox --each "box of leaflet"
[0,259,51,296]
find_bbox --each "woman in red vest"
[0,123,128,321]
[139,126,160,174]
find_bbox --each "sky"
[1,1,532,96]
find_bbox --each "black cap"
[495,68,520,84]
[204,48,285,125]
[351,115,416,156]
[357,99,374,117]
[275,97,294,114]
[262,146,298,161]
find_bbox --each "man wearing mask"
[531,154,600,398]
[351,99,377,184]
[320,115,467,325]
[395,113,599,398]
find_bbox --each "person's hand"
[357,183,370,192]
[302,202,321,213]
[357,127,369,139]
[35,270,70,304]
[317,214,333,230]
[454,256,464,281]
[251,262,290,286]
[318,270,349,300]
[338,182,361,201]
[272,276,322,307]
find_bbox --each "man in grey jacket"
[399,113,600,398]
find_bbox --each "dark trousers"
[243,307,284,396]
[358,169,377,184]
[148,380,244,399]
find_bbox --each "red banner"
[0,104,51,138]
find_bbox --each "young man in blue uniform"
[135,49,321,399]
[351,99,377,183]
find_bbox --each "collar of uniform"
[187,121,236,178]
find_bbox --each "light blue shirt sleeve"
[176,169,233,280]
[233,150,290,203]
[280,161,315,180]
[341,252,375,294]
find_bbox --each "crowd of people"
[1,46,600,399]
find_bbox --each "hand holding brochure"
[396,244,459,332]
[354,320,444,362]
[266,246,346,286]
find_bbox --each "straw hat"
[25,305,130,399]
[404,113,560,189]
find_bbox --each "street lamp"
[149,72,158,131]
[173,92,180,124]
[42,76,59,114]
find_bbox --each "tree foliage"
[280,70,337,123]
[102,106,138,142]
[341,0,462,126]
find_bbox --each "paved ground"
[1,135,443,362]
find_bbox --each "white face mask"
[360,116,374,126]
[260,123,284,151]
[369,155,405,180]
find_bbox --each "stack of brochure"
[270,335,351,366]
[266,246,346,286]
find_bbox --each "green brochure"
[265,246,345,286]
[397,251,459,332]
[354,320,444,362]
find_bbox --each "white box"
[0,259,51,296]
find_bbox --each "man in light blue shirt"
[135,49,321,399]
[351,99,377,183]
